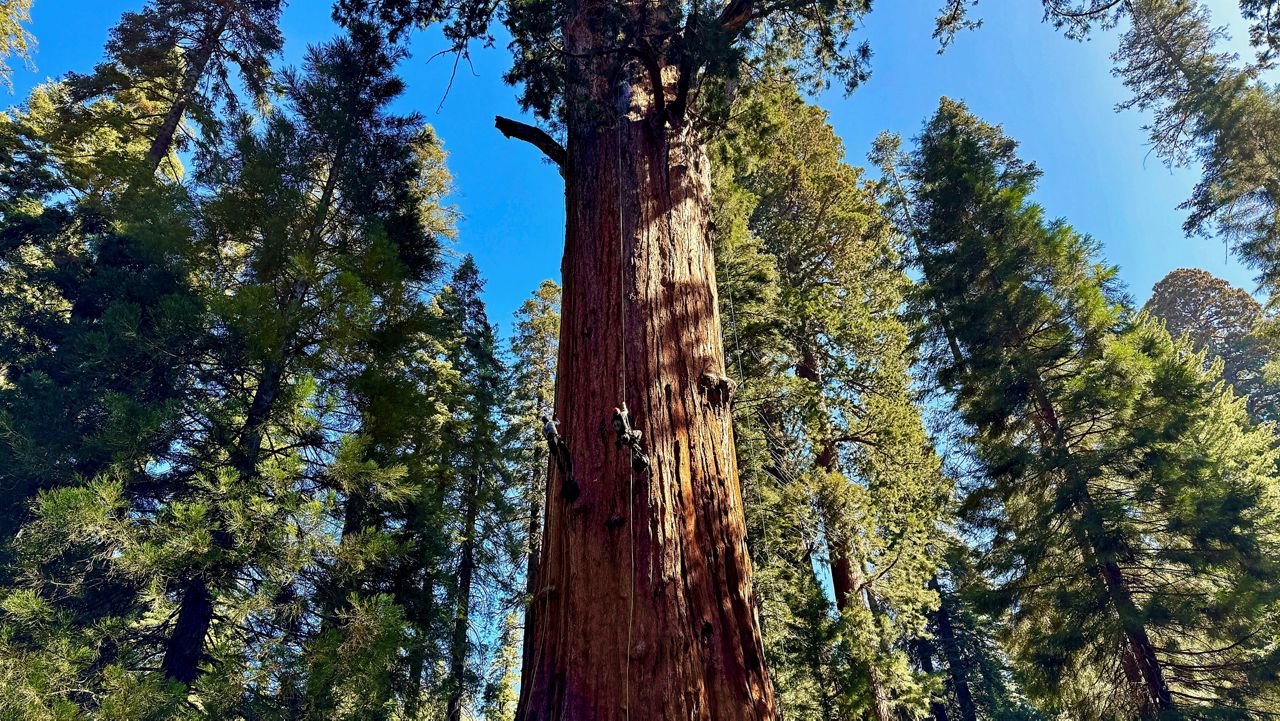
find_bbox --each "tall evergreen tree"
[898,97,1280,719]
[508,279,560,679]
[437,256,518,721]
[713,82,950,721]
[0,26,457,716]
[329,0,982,713]
[65,0,284,179]
[1144,267,1280,423]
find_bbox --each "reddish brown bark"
[513,25,774,717]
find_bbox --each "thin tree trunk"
[1029,384,1174,719]
[927,579,977,721]
[818,445,894,721]
[141,11,230,177]
[520,443,545,679]
[160,356,287,684]
[1076,483,1174,719]
[910,636,951,721]
[160,576,214,684]
[404,572,435,719]
[159,118,349,684]
[514,51,774,720]
[446,473,480,721]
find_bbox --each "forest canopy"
[0,0,1279,720]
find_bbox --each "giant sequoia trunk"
[513,24,775,716]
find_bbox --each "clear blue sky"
[9,0,1264,331]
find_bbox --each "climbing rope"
[616,95,638,721]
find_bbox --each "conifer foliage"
[1,1,1280,720]
[888,98,1280,719]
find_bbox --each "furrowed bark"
[514,15,775,714]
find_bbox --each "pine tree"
[0,26,457,715]
[65,0,284,179]
[901,97,1280,719]
[437,256,518,721]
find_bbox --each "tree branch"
[494,116,567,172]
[718,0,757,34]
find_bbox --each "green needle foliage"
[0,0,34,92]
[1144,267,1280,424]
[714,80,950,721]
[2,2,1280,719]
[895,97,1280,720]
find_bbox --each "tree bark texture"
[514,19,775,717]
[160,576,214,684]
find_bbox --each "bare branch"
[494,116,567,172]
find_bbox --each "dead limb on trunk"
[495,116,566,173]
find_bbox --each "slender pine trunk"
[911,636,950,721]
[159,577,214,684]
[446,473,480,721]
[160,355,286,684]
[403,571,435,718]
[141,11,230,177]
[927,579,977,721]
[160,134,343,684]
[520,443,545,679]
